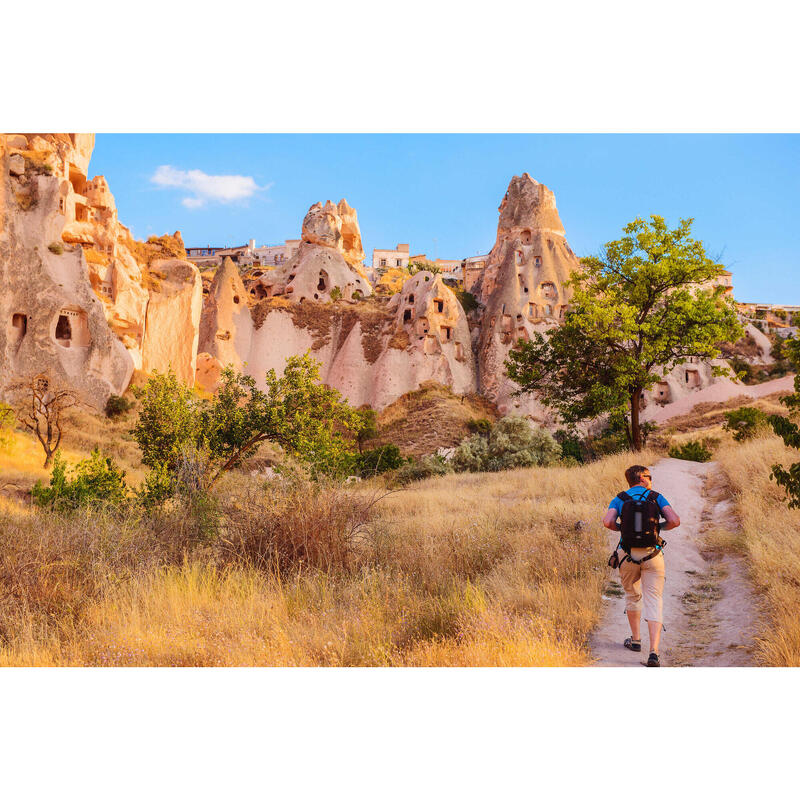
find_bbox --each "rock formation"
[0,134,132,407]
[0,133,203,407]
[249,200,372,302]
[474,173,582,417]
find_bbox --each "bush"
[554,430,584,463]
[451,416,561,473]
[668,439,713,463]
[47,242,63,255]
[105,394,134,418]
[0,402,13,451]
[357,444,405,477]
[467,417,492,436]
[32,450,129,511]
[723,407,770,442]
[330,287,342,302]
[455,289,479,313]
[393,455,454,485]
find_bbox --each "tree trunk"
[43,450,53,468]
[630,389,643,452]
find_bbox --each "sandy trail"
[590,457,758,667]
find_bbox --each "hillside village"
[2,132,791,440]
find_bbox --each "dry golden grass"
[715,434,800,666]
[0,448,651,667]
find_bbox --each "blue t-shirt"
[608,486,670,516]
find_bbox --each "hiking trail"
[590,457,759,667]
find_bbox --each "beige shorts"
[619,550,665,623]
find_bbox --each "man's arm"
[602,508,620,531]
[661,505,680,530]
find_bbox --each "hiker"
[602,465,681,667]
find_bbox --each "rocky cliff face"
[0,133,202,407]
[475,173,582,418]
[250,199,372,303]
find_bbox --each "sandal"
[647,652,660,667]
[624,637,641,652]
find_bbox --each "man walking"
[602,465,681,667]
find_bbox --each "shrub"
[330,287,342,302]
[47,242,63,255]
[723,407,770,441]
[452,416,561,473]
[393,455,453,485]
[32,450,129,511]
[467,417,492,436]
[352,290,363,301]
[668,439,713,462]
[0,402,13,451]
[105,394,134,418]
[554,429,584,463]
[357,444,405,477]
[455,289,479,313]
[221,479,384,572]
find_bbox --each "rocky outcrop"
[0,133,203,406]
[0,134,132,407]
[249,199,372,302]
[475,173,582,418]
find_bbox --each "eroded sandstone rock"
[475,173,582,419]
[250,199,372,302]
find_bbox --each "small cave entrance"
[416,317,430,337]
[54,308,90,348]
[403,308,413,323]
[520,230,532,245]
[440,325,452,341]
[434,298,444,313]
[656,382,671,404]
[541,282,556,299]
[407,294,415,304]
[10,313,27,347]
[233,295,240,304]
[317,270,329,292]
[74,202,89,223]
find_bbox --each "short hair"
[625,465,650,486]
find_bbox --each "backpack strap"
[616,491,631,502]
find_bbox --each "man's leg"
[619,559,643,643]
[642,554,666,654]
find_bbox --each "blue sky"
[90,134,800,304]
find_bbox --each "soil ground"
[590,457,759,667]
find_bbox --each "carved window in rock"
[407,294,414,304]
[515,250,524,266]
[454,342,464,360]
[10,313,27,346]
[54,308,90,348]
[317,270,329,292]
[520,230,532,245]
[74,203,89,223]
[434,298,444,313]
[416,317,429,337]
[440,325,452,341]
[545,304,553,317]
[685,369,701,388]
[534,256,542,267]
[527,303,537,318]
[403,308,413,323]
[656,382,671,402]
[541,282,556,299]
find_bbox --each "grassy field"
[714,434,800,666]
[0,429,651,666]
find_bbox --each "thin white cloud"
[150,165,269,208]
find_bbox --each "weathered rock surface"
[475,173,581,418]
[0,133,203,406]
[249,199,372,302]
[0,134,132,407]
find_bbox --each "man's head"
[625,464,652,488]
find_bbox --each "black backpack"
[617,489,664,553]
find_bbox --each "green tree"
[355,407,379,454]
[506,216,743,450]
[132,354,363,489]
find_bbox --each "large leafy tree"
[132,353,363,488]
[506,216,743,450]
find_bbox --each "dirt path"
[590,457,759,667]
